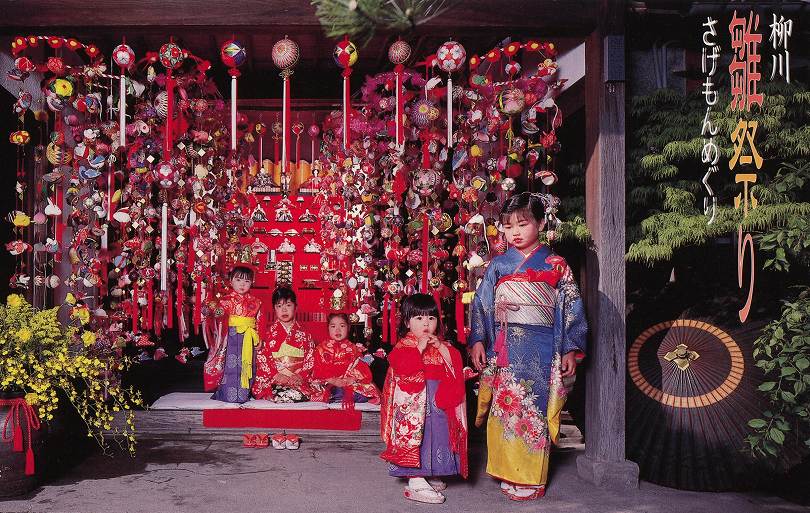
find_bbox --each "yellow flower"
[7,294,23,308]
[15,328,33,343]
[81,331,97,347]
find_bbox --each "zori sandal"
[271,433,287,450]
[284,434,301,450]
[404,478,445,504]
[426,478,447,491]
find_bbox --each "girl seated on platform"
[312,313,381,407]
[252,286,324,403]
[380,293,467,505]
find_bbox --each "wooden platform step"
[113,410,584,448]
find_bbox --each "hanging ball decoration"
[46,142,71,166]
[255,122,267,135]
[220,39,247,68]
[498,87,525,115]
[333,39,358,68]
[112,44,135,69]
[154,161,178,189]
[436,40,466,73]
[411,98,439,128]
[505,61,521,77]
[158,42,184,70]
[308,124,320,138]
[271,121,283,136]
[388,40,412,65]
[292,122,304,136]
[272,36,300,70]
[153,91,169,119]
[521,104,540,135]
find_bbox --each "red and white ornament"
[112,43,135,69]
[159,42,184,70]
[272,36,300,71]
[388,40,412,65]
[436,40,466,73]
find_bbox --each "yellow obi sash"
[229,315,259,388]
[272,341,305,359]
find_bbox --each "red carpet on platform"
[202,409,362,430]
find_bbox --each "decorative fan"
[626,318,767,491]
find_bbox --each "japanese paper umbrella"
[626,318,767,491]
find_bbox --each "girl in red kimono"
[204,265,264,404]
[380,294,467,505]
[312,313,381,407]
[252,286,322,402]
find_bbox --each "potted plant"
[0,294,142,497]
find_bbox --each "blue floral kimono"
[468,244,587,487]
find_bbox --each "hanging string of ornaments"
[6,33,568,362]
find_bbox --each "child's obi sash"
[230,315,259,388]
[492,269,561,367]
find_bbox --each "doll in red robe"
[312,313,381,407]
[252,286,323,402]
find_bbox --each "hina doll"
[252,286,322,402]
[312,313,380,407]
[380,294,467,505]
[468,192,587,501]
[204,265,264,404]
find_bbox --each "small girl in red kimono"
[380,293,467,504]
[252,287,322,403]
[312,313,381,407]
[204,265,264,404]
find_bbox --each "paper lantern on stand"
[272,36,299,193]
[389,39,411,148]
[334,36,358,150]
[221,39,247,151]
[436,40,466,148]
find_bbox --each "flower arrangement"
[0,294,142,455]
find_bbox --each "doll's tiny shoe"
[284,434,300,450]
[271,433,287,449]
[254,433,269,448]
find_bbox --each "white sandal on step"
[404,478,446,504]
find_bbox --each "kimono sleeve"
[555,264,588,357]
[467,261,499,351]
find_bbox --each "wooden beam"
[576,0,639,489]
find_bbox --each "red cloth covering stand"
[202,409,361,431]
[1,397,40,475]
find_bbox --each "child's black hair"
[327,312,350,325]
[398,293,440,337]
[229,265,255,283]
[272,286,297,306]
[499,191,546,225]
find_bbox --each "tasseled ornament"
[393,168,408,199]
[494,329,508,367]
[167,286,173,330]
[193,276,202,334]
[145,280,154,331]
[341,387,355,410]
[389,299,398,346]
[455,292,466,344]
[421,214,429,292]
[132,282,140,333]
[381,293,390,343]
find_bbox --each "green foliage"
[311,0,458,44]
[746,287,810,467]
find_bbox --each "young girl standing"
[204,265,264,404]
[380,294,467,504]
[468,192,587,501]
[312,313,381,406]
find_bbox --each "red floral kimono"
[203,291,264,400]
[252,321,322,402]
[380,333,468,478]
[312,339,381,405]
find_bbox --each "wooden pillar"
[576,0,639,489]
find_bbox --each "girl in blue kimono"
[468,192,587,501]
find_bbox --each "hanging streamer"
[160,202,168,290]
